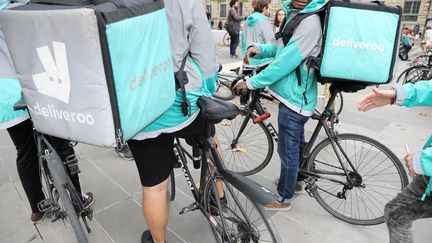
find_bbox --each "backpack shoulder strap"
[175,51,191,117]
[276,12,316,46]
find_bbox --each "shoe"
[114,144,134,161]
[141,230,166,243]
[141,230,154,243]
[82,192,95,209]
[264,199,291,211]
[31,212,45,223]
[231,54,239,58]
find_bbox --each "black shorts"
[128,114,214,187]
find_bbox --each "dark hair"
[273,9,284,27]
[253,0,271,13]
[230,0,239,8]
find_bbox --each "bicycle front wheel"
[203,176,280,242]
[305,133,408,225]
[216,113,274,176]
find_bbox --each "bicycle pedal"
[37,199,54,213]
[179,202,199,215]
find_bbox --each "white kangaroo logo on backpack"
[32,41,71,104]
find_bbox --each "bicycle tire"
[213,79,235,101]
[216,114,274,176]
[305,133,408,225]
[203,175,280,242]
[223,33,230,47]
[403,67,432,84]
[168,170,176,201]
[57,184,88,243]
[396,65,429,84]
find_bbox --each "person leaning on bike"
[234,0,326,210]
[358,81,432,243]
[125,0,219,242]
[0,0,94,223]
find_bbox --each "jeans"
[7,119,82,213]
[276,104,309,201]
[229,31,239,56]
[384,175,432,243]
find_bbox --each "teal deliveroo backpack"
[276,0,402,86]
[0,0,177,148]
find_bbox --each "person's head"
[254,0,271,16]
[292,0,313,10]
[230,0,240,9]
[274,9,285,27]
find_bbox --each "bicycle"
[217,68,409,225]
[217,64,342,176]
[14,101,93,243]
[167,96,281,242]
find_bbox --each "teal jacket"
[0,1,29,129]
[245,0,326,116]
[240,12,274,65]
[394,81,432,200]
[133,0,218,140]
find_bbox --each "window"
[220,4,227,17]
[402,0,421,22]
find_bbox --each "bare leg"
[142,178,169,243]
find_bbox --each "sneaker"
[31,212,45,223]
[231,54,239,58]
[114,145,134,161]
[264,200,291,211]
[82,192,95,209]
[141,230,166,243]
[141,230,154,243]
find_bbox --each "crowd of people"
[1,0,431,243]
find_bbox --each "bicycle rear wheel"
[203,175,280,242]
[57,184,88,243]
[305,133,408,225]
[216,113,274,176]
[403,67,432,84]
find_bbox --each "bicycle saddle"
[197,96,239,124]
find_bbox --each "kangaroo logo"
[32,41,71,104]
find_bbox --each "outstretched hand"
[244,46,260,65]
[357,88,396,112]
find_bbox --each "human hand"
[244,46,260,65]
[405,153,418,179]
[357,88,396,112]
[233,80,249,95]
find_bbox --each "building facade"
[385,0,431,31]
[202,0,283,27]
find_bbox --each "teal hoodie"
[0,1,30,129]
[240,12,274,65]
[246,0,326,116]
[394,81,432,200]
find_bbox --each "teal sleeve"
[254,42,278,59]
[421,146,432,177]
[402,81,432,107]
[241,33,246,58]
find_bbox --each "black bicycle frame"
[299,86,359,187]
